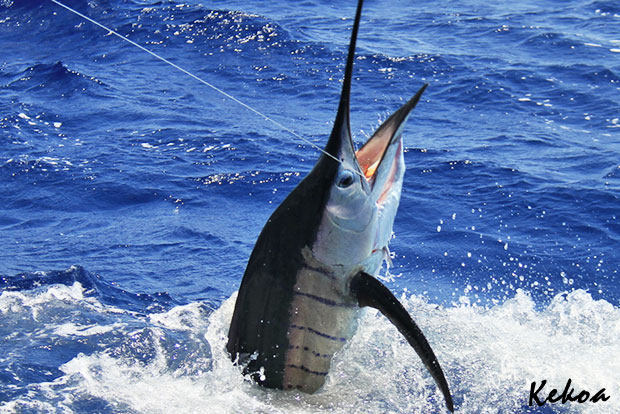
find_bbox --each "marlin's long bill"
[226,0,454,411]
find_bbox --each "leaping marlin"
[226,0,454,411]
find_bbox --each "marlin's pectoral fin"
[350,272,454,412]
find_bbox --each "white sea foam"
[0,281,86,318]
[0,280,127,319]
[53,322,126,337]
[1,286,618,413]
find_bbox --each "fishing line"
[49,0,342,164]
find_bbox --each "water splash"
[2,278,618,413]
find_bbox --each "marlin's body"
[227,0,454,411]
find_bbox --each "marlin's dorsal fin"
[350,272,455,412]
[323,0,364,162]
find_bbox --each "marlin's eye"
[337,170,355,188]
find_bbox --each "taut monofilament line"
[49,0,343,165]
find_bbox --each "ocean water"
[1,0,619,413]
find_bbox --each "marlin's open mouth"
[355,83,428,206]
[356,137,402,206]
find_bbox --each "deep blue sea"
[1,0,619,412]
